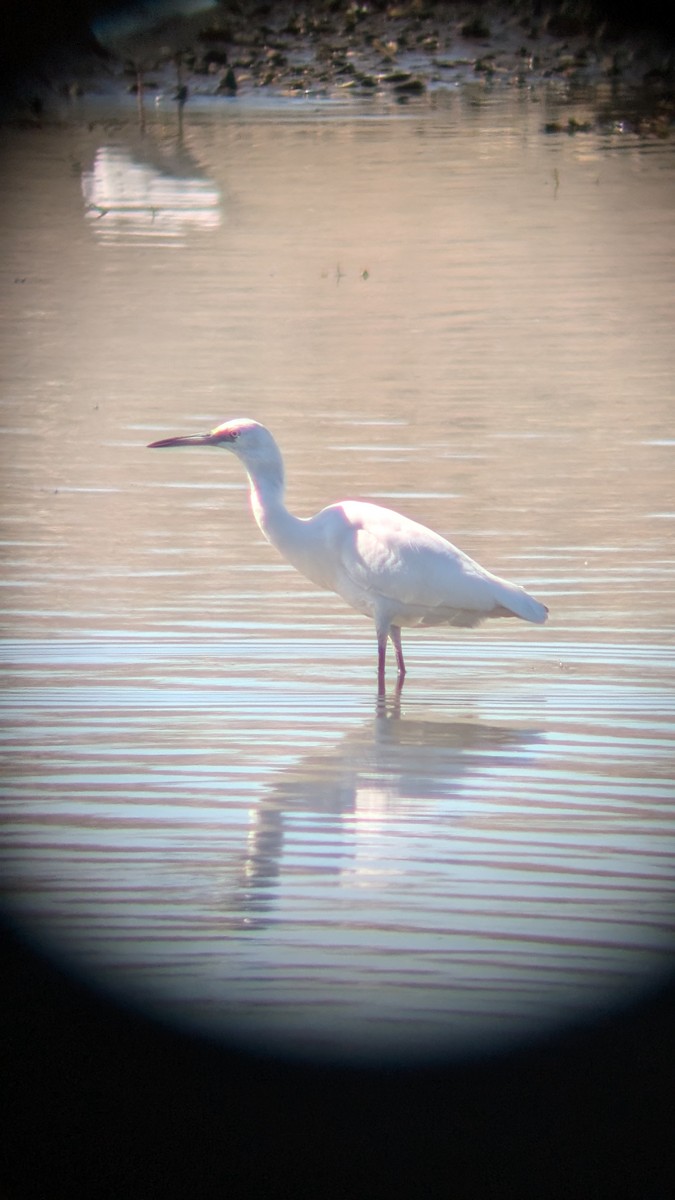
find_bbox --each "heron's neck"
[245,458,300,550]
[243,452,330,592]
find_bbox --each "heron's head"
[148,418,283,479]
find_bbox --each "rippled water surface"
[1,87,674,1063]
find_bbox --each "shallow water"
[1,85,674,1064]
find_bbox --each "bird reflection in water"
[225,698,542,929]
[82,140,221,244]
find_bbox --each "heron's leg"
[376,630,388,695]
[389,625,406,684]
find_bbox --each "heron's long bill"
[148,432,220,449]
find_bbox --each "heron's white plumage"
[148,418,548,690]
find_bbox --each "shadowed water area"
[1,83,674,1064]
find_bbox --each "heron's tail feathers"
[490,582,548,624]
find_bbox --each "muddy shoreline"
[5,2,675,132]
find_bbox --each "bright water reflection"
[82,144,222,243]
[1,86,674,1063]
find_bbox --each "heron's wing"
[337,503,500,615]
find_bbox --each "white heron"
[148,418,548,691]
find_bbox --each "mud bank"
[6,2,675,131]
